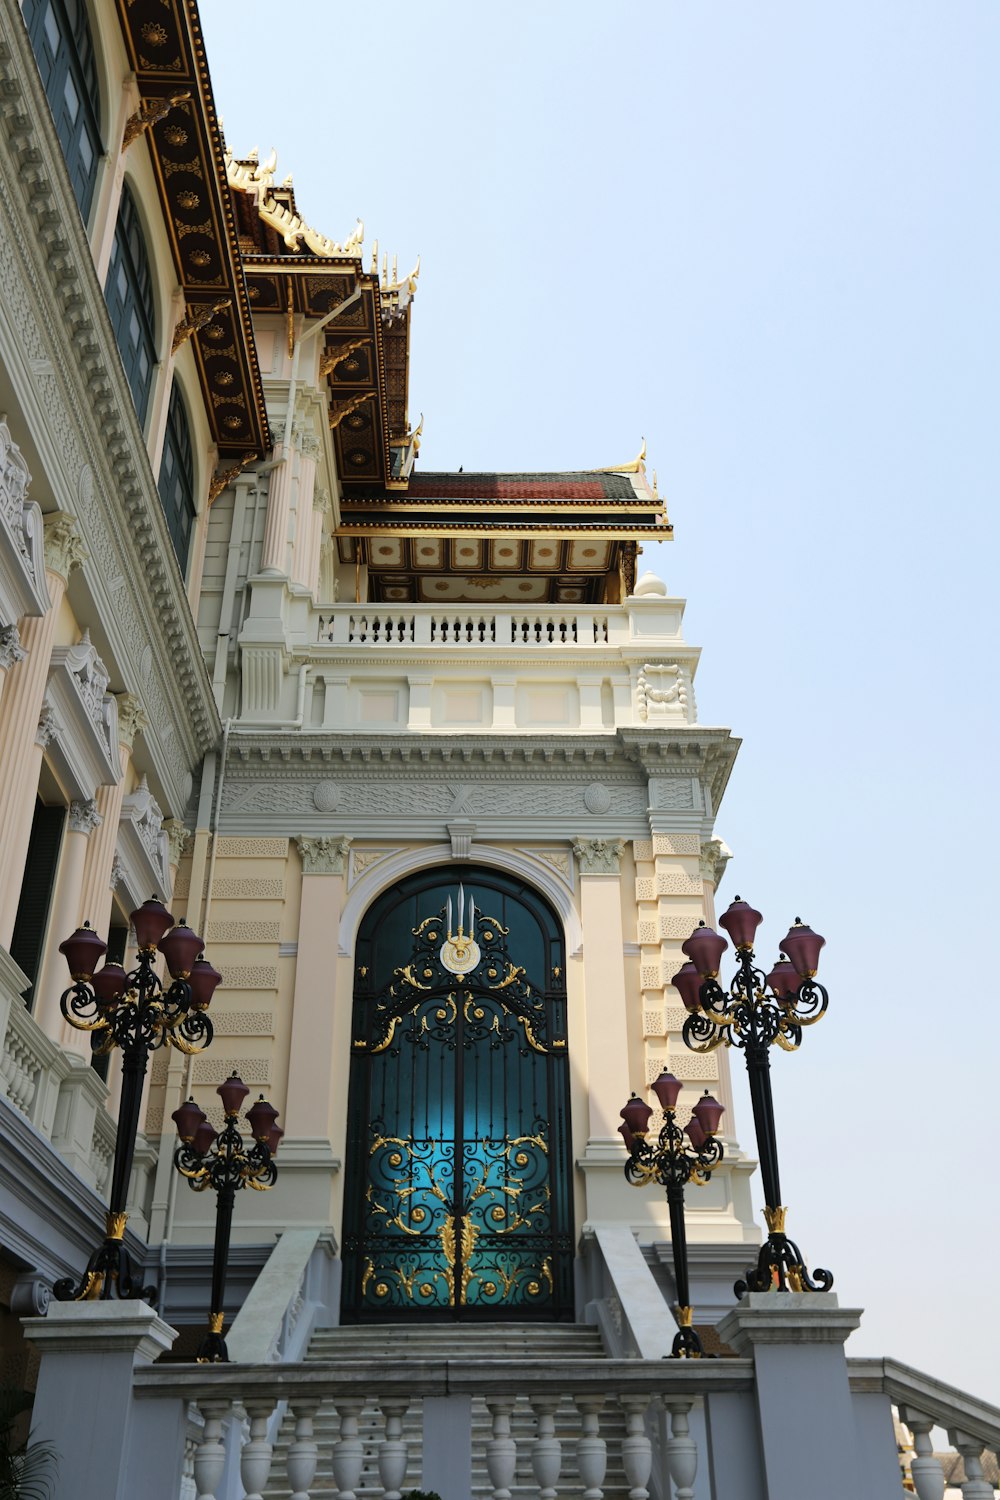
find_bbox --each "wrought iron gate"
[342,869,573,1320]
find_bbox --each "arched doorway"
[342,867,573,1321]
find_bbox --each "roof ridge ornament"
[225,146,364,260]
[587,437,647,475]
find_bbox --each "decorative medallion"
[439,885,481,976]
[140,22,169,46]
[583,782,612,815]
[312,779,341,813]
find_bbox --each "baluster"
[240,1401,275,1500]
[575,1396,606,1500]
[332,1400,365,1500]
[900,1409,946,1500]
[377,1399,409,1500]
[664,1400,697,1500]
[193,1401,229,1500]
[619,1396,653,1500]
[949,1430,994,1499]
[531,1396,562,1500]
[486,1397,517,1500]
[286,1402,319,1500]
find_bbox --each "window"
[104,184,157,425]
[158,381,196,571]
[10,800,66,1012]
[23,0,102,222]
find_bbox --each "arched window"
[104,184,156,426]
[158,381,196,572]
[22,0,102,222]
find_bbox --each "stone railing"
[136,1357,743,1500]
[852,1359,1000,1498]
[317,605,620,649]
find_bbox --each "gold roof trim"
[225,147,364,259]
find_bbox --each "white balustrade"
[620,1395,653,1500]
[664,1399,698,1500]
[575,1395,607,1500]
[240,1401,275,1500]
[317,605,616,649]
[193,1402,228,1500]
[530,1395,562,1500]
[486,1396,517,1500]
[901,1408,947,1500]
[949,1430,995,1499]
[377,1398,409,1500]
[285,1403,319,1500]
[331,1400,365,1500]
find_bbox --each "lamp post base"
[53,1213,158,1303]
[196,1313,229,1363]
[670,1313,705,1359]
[734,1230,833,1299]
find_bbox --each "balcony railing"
[316,606,619,649]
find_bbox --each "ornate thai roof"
[339,457,671,605]
[111,0,270,463]
[224,149,418,493]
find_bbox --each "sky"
[201,2,1000,1401]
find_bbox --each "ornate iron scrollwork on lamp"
[54,898,220,1302]
[677,897,833,1298]
[173,1075,282,1362]
[619,1074,725,1357]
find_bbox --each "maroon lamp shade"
[171,1096,206,1142]
[192,1121,218,1157]
[650,1070,683,1113]
[685,1115,707,1151]
[91,962,128,1007]
[217,1073,250,1117]
[766,958,801,1000]
[781,920,826,978]
[670,961,704,1013]
[266,1124,284,1156]
[131,898,174,951]
[159,921,203,979]
[681,921,729,979]
[692,1091,725,1136]
[189,956,222,1010]
[620,1093,653,1136]
[58,923,107,981]
[246,1095,280,1143]
[618,1121,635,1153]
[719,897,763,951]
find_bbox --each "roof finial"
[371,239,378,275]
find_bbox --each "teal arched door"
[342,868,573,1321]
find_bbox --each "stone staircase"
[265,1321,631,1498]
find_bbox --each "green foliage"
[0,1387,57,1500]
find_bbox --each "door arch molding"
[341,865,574,1321]
[337,844,582,958]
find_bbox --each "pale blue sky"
[202,2,1000,1397]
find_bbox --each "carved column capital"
[69,798,102,836]
[699,837,732,890]
[163,819,192,867]
[573,837,625,875]
[115,692,148,749]
[295,834,351,876]
[0,624,26,671]
[43,511,88,582]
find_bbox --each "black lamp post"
[675,896,832,1298]
[619,1073,725,1357]
[172,1074,282,1362]
[54,898,220,1302]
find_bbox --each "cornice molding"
[0,5,221,807]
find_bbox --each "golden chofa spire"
[588,437,647,475]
